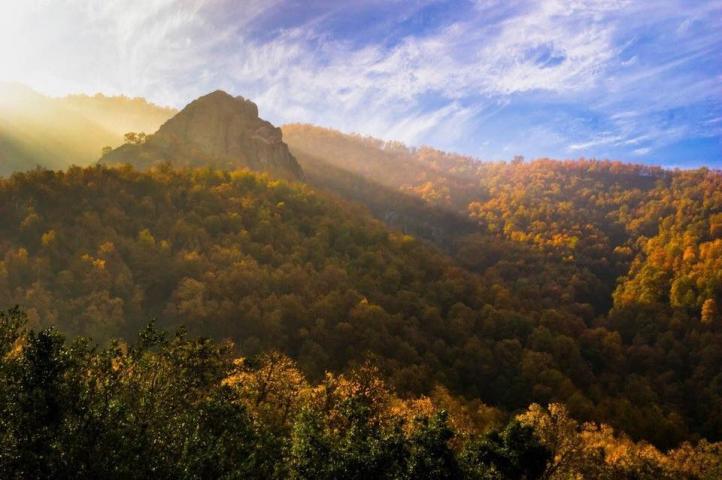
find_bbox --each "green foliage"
[2,313,717,479]
[0,312,269,479]
[461,421,550,480]
[406,411,461,479]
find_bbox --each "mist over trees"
[0,84,174,176]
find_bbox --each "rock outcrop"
[100,90,303,180]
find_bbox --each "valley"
[0,87,720,478]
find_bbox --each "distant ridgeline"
[284,123,722,323]
[0,82,174,176]
[100,91,303,181]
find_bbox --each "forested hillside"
[3,0,720,475]
[284,124,722,444]
[1,97,721,461]
[1,163,721,450]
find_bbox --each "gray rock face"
[101,90,303,180]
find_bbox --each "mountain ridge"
[60,92,177,138]
[0,83,175,176]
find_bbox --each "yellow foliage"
[701,298,718,325]
[81,254,106,270]
[41,230,57,247]
[98,241,115,254]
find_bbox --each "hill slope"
[1,164,720,447]
[0,165,503,401]
[283,123,722,319]
[3,305,720,478]
[59,93,176,139]
[283,123,722,444]
[0,83,118,175]
[0,83,174,176]
[2,98,722,447]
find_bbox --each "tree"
[407,410,461,480]
[461,419,550,479]
[701,298,718,325]
[516,403,585,479]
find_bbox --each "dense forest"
[1,162,722,453]
[1,0,719,472]
[2,307,720,479]
[284,124,722,445]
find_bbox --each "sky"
[0,0,721,167]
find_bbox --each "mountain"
[0,162,719,448]
[283,124,722,326]
[100,91,303,180]
[2,94,722,448]
[0,83,174,177]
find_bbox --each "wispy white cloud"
[569,134,625,151]
[210,0,629,148]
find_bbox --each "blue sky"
[1,0,721,167]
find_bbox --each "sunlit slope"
[283,123,722,445]
[59,93,176,139]
[0,83,175,176]
[0,165,496,397]
[0,83,117,175]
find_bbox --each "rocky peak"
[100,90,303,180]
